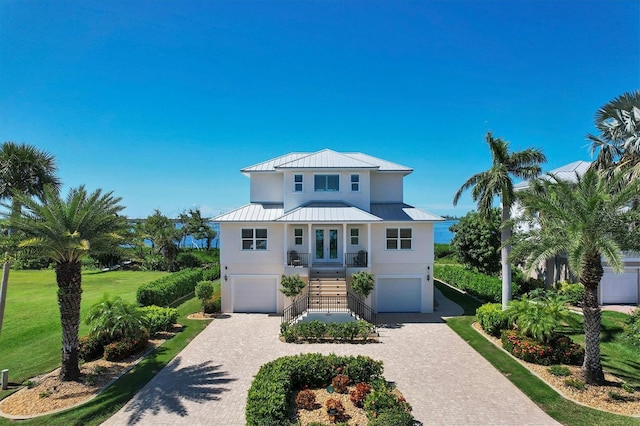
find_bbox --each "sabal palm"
[453,132,546,309]
[0,142,60,335]
[515,169,640,384]
[10,185,126,381]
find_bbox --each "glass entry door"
[314,228,339,263]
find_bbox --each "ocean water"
[434,220,458,244]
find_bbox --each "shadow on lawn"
[122,357,236,425]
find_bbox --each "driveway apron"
[102,289,559,425]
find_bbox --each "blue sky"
[1,1,638,219]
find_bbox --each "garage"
[231,276,278,313]
[376,277,422,312]
[600,269,639,305]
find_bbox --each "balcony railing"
[282,293,377,328]
[287,251,310,267]
[345,251,368,267]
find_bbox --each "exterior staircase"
[308,265,348,311]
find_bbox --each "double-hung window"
[242,228,268,250]
[386,228,412,250]
[350,228,359,245]
[350,174,360,191]
[294,228,303,245]
[294,174,303,192]
[314,174,339,192]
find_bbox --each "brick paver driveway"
[103,290,558,425]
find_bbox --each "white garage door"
[601,270,639,305]
[376,278,421,313]
[232,276,278,313]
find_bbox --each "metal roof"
[212,203,284,222]
[277,202,382,223]
[240,149,412,173]
[514,160,592,190]
[370,203,444,222]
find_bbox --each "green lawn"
[435,280,640,426]
[0,269,168,385]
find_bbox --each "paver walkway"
[103,290,559,425]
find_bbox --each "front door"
[314,228,339,263]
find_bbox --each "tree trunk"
[0,260,10,335]
[501,205,512,310]
[56,260,83,381]
[580,253,605,385]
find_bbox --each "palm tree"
[0,142,60,335]
[453,132,546,309]
[145,210,180,271]
[514,169,640,384]
[9,185,126,380]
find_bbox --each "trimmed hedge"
[434,264,520,303]
[476,303,508,337]
[280,320,375,343]
[136,268,204,306]
[202,264,221,281]
[246,353,384,426]
[138,305,179,334]
[104,331,149,361]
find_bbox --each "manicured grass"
[0,269,168,386]
[0,295,212,426]
[435,280,640,426]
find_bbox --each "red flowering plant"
[332,374,350,393]
[349,382,372,407]
[501,330,583,365]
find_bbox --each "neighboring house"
[213,149,443,314]
[514,160,640,306]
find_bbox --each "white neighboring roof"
[213,203,284,222]
[371,203,444,222]
[240,148,413,173]
[277,202,382,222]
[514,160,592,190]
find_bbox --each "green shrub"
[564,377,586,390]
[623,309,640,349]
[175,252,203,269]
[622,382,636,393]
[246,353,384,426]
[369,409,415,426]
[434,243,453,259]
[79,334,105,361]
[351,271,375,298]
[86,295,146,341]
[103,330,149,361]
[501,330,584,365]
[138,305,179,334]
[363,381,412,420]
[505,293,577,343]
[434,264,520,303]
[136,268,203,306]
[476,303,508,337]
[280,320,374,342]
[203,293,221,314]
[140,254,168,272]
[548,365,571,376]
[202,264,221,281]
[195,280,215,311]
[557,282,585,306]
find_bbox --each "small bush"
[548,365,571,377]
[136,268,204,306]
[203,293,221,314]
[623,310,640,349]
[501,330,584,365]
[369,409,415,426]
[476,303,508,337]
[351,271,375,298]
[295,389,316,410]
[79,334,105,361]
[175,252,203,269]
[138,305,179,334]
[332,374,350,393]
[349,382,372,407]
[325,398,346,420]
[103,331,149,361]
[557,282,585,306]
[564,377,586,390]
[363,382,411,420]
[622,383,636,394]
[280,320,374,343]
[140,254,168,272]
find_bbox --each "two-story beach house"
[213,149,444,315]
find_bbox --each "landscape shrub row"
[624,309,640,349]
[475,303,508,337]
[501,330,584,365]
[279,320,374,342]
[434,264,520,303]
[138,305,179,334]
[136,268,204,306]
[202,263,221,281]
[103,330,150,361]
[246,353,384,425]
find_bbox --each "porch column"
[283,224,288,267]
[342,223,347,267]
[367,223,372,267]
[307,223,312,266]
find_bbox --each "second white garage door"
[601,269,639,305]
[376,277,422,313]
[232,276,278,313]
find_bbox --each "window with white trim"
[314,174,339,192]
[294,228,303,245]
[350,228,359,245]
[294,174,303,192]
[350,174,360,191]
[242,228,268,250]
[386,228,412,250]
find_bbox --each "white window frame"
[294,228,303,245]
[386,227,412,250]
[350,228,359,245]
[294,174,303,192]
[350,174,360,192]
[241,228,268,250]
[314,174,340,192]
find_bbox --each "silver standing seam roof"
[514,160,592,190]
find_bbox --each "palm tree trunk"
[581,253,605,385]
[0,260,10,335]
[56,260,82,381]
[501,205,512,310]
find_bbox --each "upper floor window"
[350,228,359,245]
[386,228,412,250]
[294,174,303,192]
[350,174,360,191]
[314,174,339,192]
[242,228,268,250]
[294,228,303,245]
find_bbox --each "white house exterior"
[213,149,443,314]
[514,160,640,306]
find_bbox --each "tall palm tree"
[145,210,180,271]
[0,142,60,335]
[9,185,126,380]
[453,132,546,309]
[514,169,640,384]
